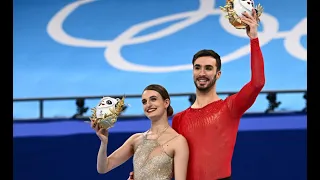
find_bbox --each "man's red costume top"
[172,38,265,180]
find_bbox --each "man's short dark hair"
[192,49,221,71]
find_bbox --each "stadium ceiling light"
[265,92,281,113]
[72,98,89,118]
[302,92,307,113]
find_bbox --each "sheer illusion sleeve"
[228,38,266,118]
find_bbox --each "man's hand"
[127,171,134,180]
[241,9,259,39]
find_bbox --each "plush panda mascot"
[220,0,263,29]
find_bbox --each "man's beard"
[193,75,217,92]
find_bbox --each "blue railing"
[13,89,307,121]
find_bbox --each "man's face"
[193,56,221,92]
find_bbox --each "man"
[128,9,265,180]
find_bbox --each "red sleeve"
[228,38,266,117]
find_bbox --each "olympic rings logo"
[47,0,307,73]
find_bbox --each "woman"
[91,84,189,180]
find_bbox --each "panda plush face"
[240,0,255,11]
[233,0,255,17]
[95,97,120,118]
[98,97,120,108]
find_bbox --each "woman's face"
[141,90,169,120]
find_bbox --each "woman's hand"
[91,120,109,144]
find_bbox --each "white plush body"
[233,0,255,17]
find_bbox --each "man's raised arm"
[228,37,265,118]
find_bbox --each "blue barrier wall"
[13,114,306,180]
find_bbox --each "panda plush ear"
[115,98,121,108]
